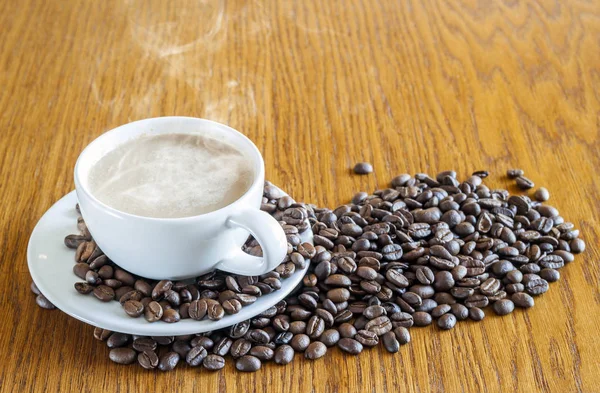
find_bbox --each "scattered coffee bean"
[35,294,56,309]
[512,293,535,308]
[507,169,524,178]
[354,162,373,175]
[437,313,457,330]
[236,355,261,372]
[516,176,534,190]
[493,299,515,316]
[305,342,327,360]
[109,348,137,365]
[158,352,180,371]
[534,187,550,202]
[123,300,144,318]
[54,178,584,373]
[203,354,226,371]
[138,350,159,369]
[274,345,294,365]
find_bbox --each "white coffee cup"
[74,117,288,280]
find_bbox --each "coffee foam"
[88,133,254,218]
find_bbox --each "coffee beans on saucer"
[34,171,585,373]
[62,182,312,323]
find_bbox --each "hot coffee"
[88,133,254,218]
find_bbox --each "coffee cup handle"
[216,208,288,276]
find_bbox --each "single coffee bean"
[213,337,234,356]
[132,338,157,352]
[134,280,153,297]
[93,285,115,302]
[152,280,173,300]
[355,330,379,347]
[570,238,585,254]
[305,341,327,360]
[93,327,112,341]
[468,307,485,321]
[74,282,94,294]
[540,268,560,282]
[450,304,469,321]
[274,345,295,365]
[123,300,144,318]
[290,334,311,352]
[516,176,534,190]
[191,336,214,350]
[109,348,137,364]
[144,301,163,322]
[249,346,275,361]
[189,299,208,320]
[158,352,180,371]
[73,263,90,280]
[534,187,550,201]
[138,350,159,369]
[507,168,524,178]
[437,313,457,330]
[207,301,225,320]
[319,329,340,347]
[236,355,261,372]
[171,340,191,358]
[525,279,549,296]
[382,331,400,353]
[512,292,535,308]
[493,299,515,315]
[413,311,432,327]
[365,316,392,336]
[338,338,363,355]
[338,323,357,338]
[202,354,226,371]
[354,162,373,174]
[107,332,129,348]
[186,345,208,366]
[119,290,143,305]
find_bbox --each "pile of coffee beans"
[62,182,312,323]
[33,171,586,372]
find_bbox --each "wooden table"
[1,0,599,392]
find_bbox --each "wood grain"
[1,0,599,392]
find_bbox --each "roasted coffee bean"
[113,269,135,287]
[493,299,515,315]
[74,282,94,294]
[507,168,524,178]
[123,300,144,318]
[118,290,143,305]
[437,313,457,330]
[109,348,137,365]
[382,331,400,353]
[413,312,432,327]
[107,333,129,348]
[186,345,208,366]
[249,346,275,361]
[230,339,252,358]
[431,304,451,318]
[512,292,535,308]
[355,330,379,347]
[468,307,485,321]
[393,326,411,344]
[540,268,560,282]
[365,316,392,335]
[132,338,157,352]
[290,334,310,351]
[162,308,180,323]
[319,329,340,347]
[93,327,112,341]
[236,355,261,372]
[338,323,357,338]
[450,304,469,320]
[516,176,534,190]
[93,285,115,302]
[274,345,294,365]
[354,162,373,174]
[203,354,226,371]
[305,342,327,360]
[570,238,585,254]
[191,336,214,350]
[151,280,172,300]
[144,301,163,322]
[525,279,549,296]
[158,352,180,371]
[338,338,363,355]
[206,301,225,320]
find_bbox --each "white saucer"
[27,191,311,336]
